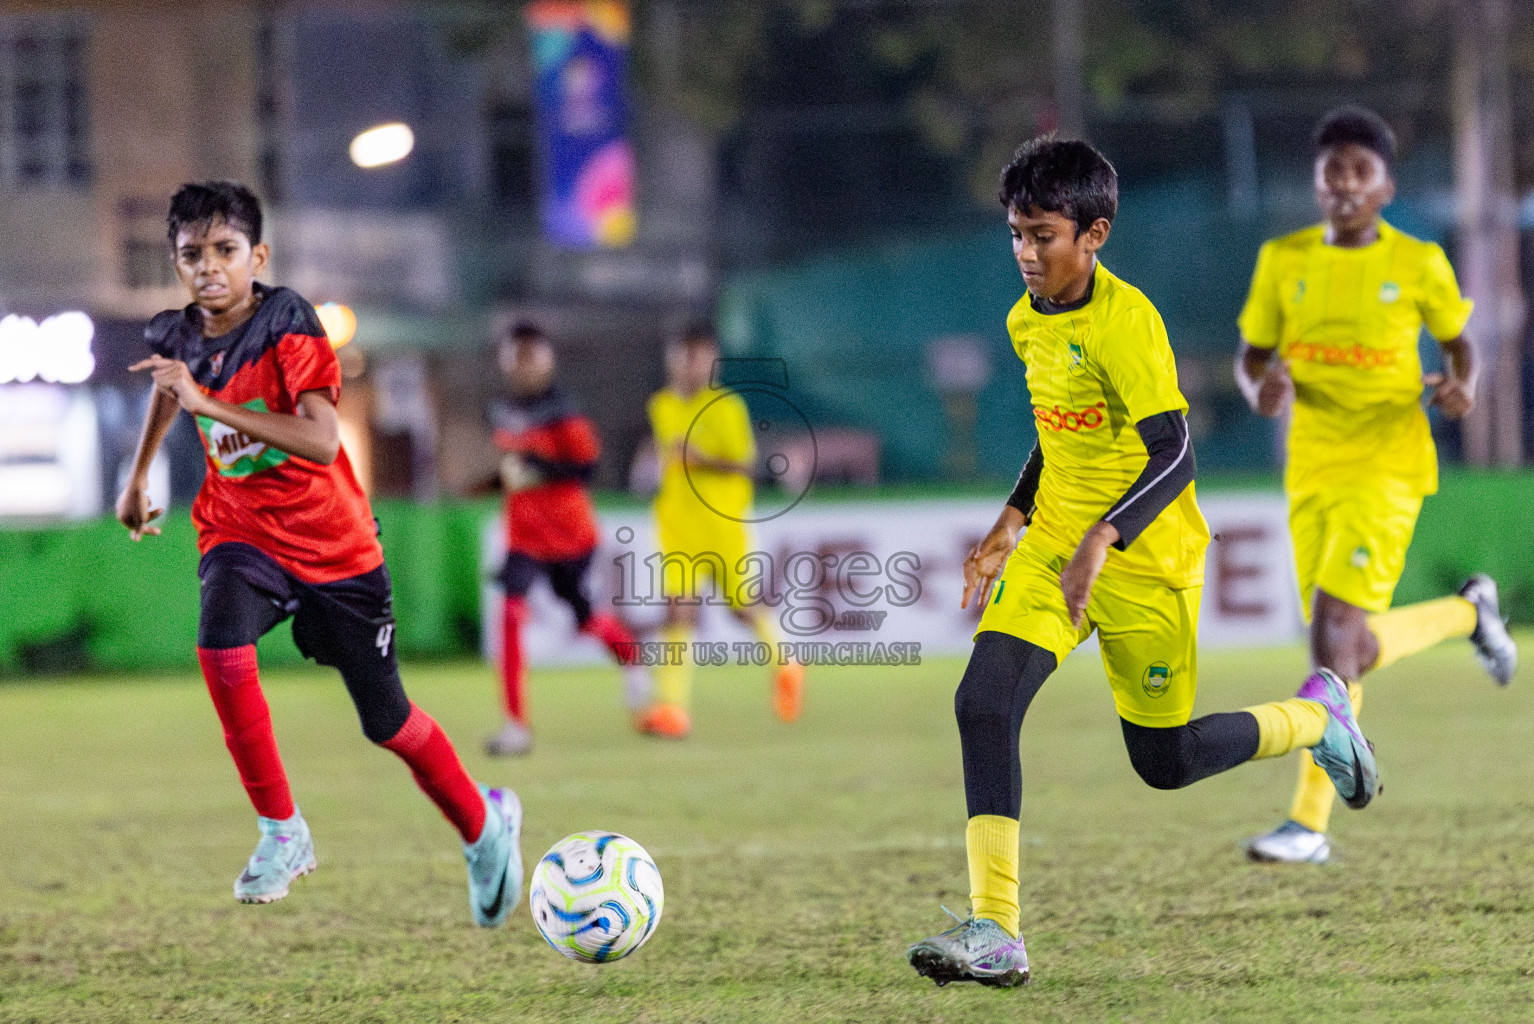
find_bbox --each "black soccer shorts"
[496,549,595,626]
[197,541,410,743]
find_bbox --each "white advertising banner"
[482,494,1303,668]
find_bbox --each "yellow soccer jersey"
[1009,261,1210,588]
[648,386,756,528]
[1237,220,1472,497]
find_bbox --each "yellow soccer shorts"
[655,515,750,608]
[1289,484,1423,618]
[976,540,1200,728]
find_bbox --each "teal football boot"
[1298,669,1379,810]
[464,785,523,928]
[235,810,316,904]
[908,909,1030,988]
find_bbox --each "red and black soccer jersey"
[488,387,601,561]
[146,283,383,584]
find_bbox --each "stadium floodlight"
[316,302,358,348]
[0,311,95,384]
[349,122,414,168]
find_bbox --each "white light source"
[349,122,414,168]
[316,302,358,347]
[0,311,95,384]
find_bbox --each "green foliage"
[413,2,1534,192]
[644,0,1534,194]
[2,642,1533,1021]
[632,3,781,134]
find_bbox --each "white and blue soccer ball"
[529,831,664,963]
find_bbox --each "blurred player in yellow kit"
[638,324,805,738]
[1236,107,1517,864]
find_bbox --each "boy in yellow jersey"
[908,137,1380,989]
[637,324,805,739]
[1235,107,1517,865]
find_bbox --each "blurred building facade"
[0,1,720,521]
[2,2,1531,522]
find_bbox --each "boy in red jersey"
[485,322,651,756]
[116,181,521,924]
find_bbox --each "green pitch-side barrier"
[0,500,491,675]
[0,472,1524,675]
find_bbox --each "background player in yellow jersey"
[908,137,1380,989]
[637,324,805,739]
[1235,107,1517,865]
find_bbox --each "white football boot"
[1246,819,1330,864]
[622,665,654,714]
[1461,575,1517,687]
[484,719,533,757]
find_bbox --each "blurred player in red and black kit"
[486,322,651,757]
[115,181,522,926]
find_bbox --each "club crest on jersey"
[208,350,225,377]
[1378,281,1400,304]
[1142,662,1171,699]
[197,398,290,477]
[1066,340,1089,378]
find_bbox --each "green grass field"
[3,637,1533,1023]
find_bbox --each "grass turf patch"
[2,637,1533,1022]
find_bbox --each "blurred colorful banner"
[526,1,636,249]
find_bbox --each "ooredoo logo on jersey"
[1034,402,1108,432]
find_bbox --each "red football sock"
[582,612,639,664]
[198,645,295,821]
[381,703,487,843]
[501,596,529,723]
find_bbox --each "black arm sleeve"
[1005,443,1044,522]
[1102,410,1195,550]
[520,453,596,484]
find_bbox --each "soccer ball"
[529,831,664,963]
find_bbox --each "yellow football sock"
[748,611,780,650]
[966,815,1021,938]
[1288,682,1364,833]
[1368,597,1477,672]
[748,611,799,679]
[655,623,694,709]
[1244,697,1331,759]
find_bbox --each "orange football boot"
[637,703,692,739]
[774,662,804,723]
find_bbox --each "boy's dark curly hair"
[998,137,1118,235]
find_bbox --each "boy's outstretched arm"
[962,505,1026,610]
[1234,340,1292,417]
[116,388,181,540]
[960,444,1043,609]
[1425,334,1478,420]
[131,354,340,465]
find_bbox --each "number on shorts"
[375,623,395,658]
